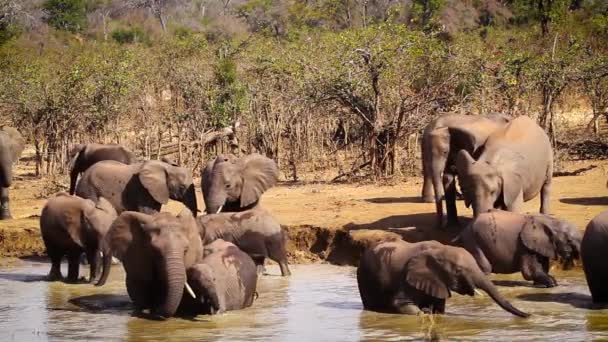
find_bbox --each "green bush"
[111,27,149,45]
[43,0,87,32]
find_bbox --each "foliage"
[43,0,87,32]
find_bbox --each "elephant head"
[186,263,222,315]
[1,126,25,162]
[455,149,521,216]
[138,160,198,215]
[521,215,582,270]
[97,209,203,319]
[202,154,278,214]
[404,245,529,317]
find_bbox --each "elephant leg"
[443,172,459,227]
[46,245,63,281]
[0,187,12,220]
[252,256,267,274]
[521,254,557,288]
[126,276,150,311]
[267,235,291,277]
[66,250,82,283]
[421,144,435,203]
[86,248,101,283]
[539,172,552,215]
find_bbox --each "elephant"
[420,113,510,227]
[197,207,291,276]
[581,210,608,303]
[0,126,25,220]
[40,193,117,283]
[69,143,136,195]
[460,210,581,288]
[96,210,203,319]
[75,159,198,216]
[455,115,553,220]
[179,239,258,315]
[356,239,529,317]
[202,153,278,214]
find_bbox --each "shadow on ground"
[559,197,608,206]
[362,196,424,204]
[517,292,601,310]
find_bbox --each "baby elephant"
[581,210,608,303]
[197,207,291,276]
[180,239,258,315]
[357,239,529,317]
[40,193,117,283]
[460,210,581,288]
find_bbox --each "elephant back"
[75,160,138,213]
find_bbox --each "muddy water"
[0,262,607,342]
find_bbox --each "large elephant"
[75,159,198,215]
[179,239,258,315]
[0,126,25,220]
[460,210,580,288]
[581,210,608,303]
[455,116,553,219]
[197,207,291,276]
[357,239,529,317]
[96,210,203,319]
[40,193,117,283]
[202,153,278,214]
[420,113,510,227]
[69,143,136,195]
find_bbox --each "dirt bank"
[2,159,608,265]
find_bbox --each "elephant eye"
[225,183,231,189]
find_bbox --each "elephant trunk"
[183,185,198,215]
[474,274,529,318]
[204,191,226,215]
[96,240,113,286]
[156,251,186,319]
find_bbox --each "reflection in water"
[1,262,608,341]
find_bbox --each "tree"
[43,0,87,32]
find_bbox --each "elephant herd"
[2,116,608,325]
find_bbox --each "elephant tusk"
[474,289,484,296]
[185,282,196,299]
[215,206,223,214]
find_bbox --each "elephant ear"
[238,154,279,208]
[404,250,451,299]
[107,211,153,259]
[501,171,522,209]
[2,127,25,162]
[448,125,479,155]
[138,161,170,204]
[520,217,556,259]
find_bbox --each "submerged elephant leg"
[0,187,11,220]
[443,173,459,227]
[268,235,291,276]
[66,250,82,283]
[521,254,557,288]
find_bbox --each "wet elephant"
[420,113,510,227]
[75,159,198,215]
[69,143,136,195]
[357,239,529,317]
[460,210,580,288]
[0,126,25,219]
[582,210,608,303]
[455,116,553,220]
[97,210,203,319]
[40,193,117,283]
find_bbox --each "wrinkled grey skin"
[202,154,278,214]
[75,160,198,216]
[197,207,291,276]
[420,113,510,227]
[40,193,117,283]
[357,239,529,317]
[97,210,203,319]
[0,127,25,220]
[455,116,553,219]
[582,210,608,303]
[460,210,581,288]
[69,143,136,195]
[179,239,258,316]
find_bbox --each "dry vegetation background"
[1,0,607,184]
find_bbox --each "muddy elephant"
[179,239,258,315]
[357,239,529,317]
[96,210,203,319]
[202,153,278,214]
[40,193,117,283]
[460,210,580,288]
[197,207,291,276]
[582,210,608,303]
[420,113,510,227]
[69,143,136,195]
[75,159,198,215]
[455,116,553,220]
[0,126,25,220]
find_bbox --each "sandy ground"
[1,156,608,261]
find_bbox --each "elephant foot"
[533,276,558,288]
[0,211,12,220]
[65,276,87,284]
[46,272,63,282]
[421,195,435,203]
